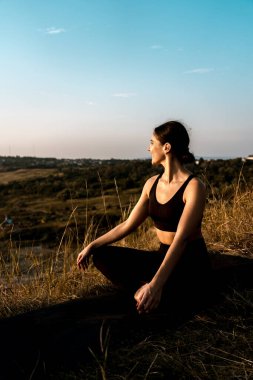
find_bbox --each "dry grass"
[0,168,58,184]
[102,294,253,380]
[0,184,252,318]
[203,186,253,257]
[0,182,252,379]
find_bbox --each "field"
[0,168,58,185]
[0,157,252,379]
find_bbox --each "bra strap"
[180,174,195,192]
[149,172,162,197]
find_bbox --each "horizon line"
[0,154,250,161]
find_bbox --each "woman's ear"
[163,142,171,154]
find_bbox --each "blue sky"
[0,0,253,159]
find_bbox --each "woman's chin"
[151,159,159,166]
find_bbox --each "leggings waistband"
[158,237,205,255]
[158,243,170,254]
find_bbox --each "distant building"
[242,154,253,162]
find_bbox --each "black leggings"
[92,238,212,308]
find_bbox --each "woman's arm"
[135,178,206,313]
[77,177,154,270]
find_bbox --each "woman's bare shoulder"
[184,175,206,200]
[143,174,160,196]
[191,176,206,190]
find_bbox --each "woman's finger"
[77,254,83,266]
[137,286,161,313]
[82,257,89,270]
[146,298,159,312]
[143,296,153,311]
[77,256,82,268]
[77,251,91,271]
[134,285,146,303]
[84,257,89,269]
[137,293,151,312]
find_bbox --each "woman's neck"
[160,156,187,183]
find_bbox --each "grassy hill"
[0,156,252,246]
[0,156,252,379]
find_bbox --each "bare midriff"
[156,228,203,246]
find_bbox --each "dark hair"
[154,121,195,164]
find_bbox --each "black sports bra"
[148,173,196,232]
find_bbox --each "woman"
[77,121,211,314]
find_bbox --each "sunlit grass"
[204,186,253,256]
[0,182,252,318]
[0,181,252,379]
[0,168,58,185]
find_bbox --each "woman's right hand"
[77,245,93,271]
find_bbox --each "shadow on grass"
[0,290,194,379]
[0,252,252,380]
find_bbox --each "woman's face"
[148,134,165,165]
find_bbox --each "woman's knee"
[92,246,107,268]
[92,245,118,271]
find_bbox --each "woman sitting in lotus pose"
[77,121,211,314]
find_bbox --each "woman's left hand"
[134,282,163,314]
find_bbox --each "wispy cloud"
[86,101,96,106]
[150,44,163,50]
[184,68,214,74]
[112,93,136,98]
[45,27,65,35]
